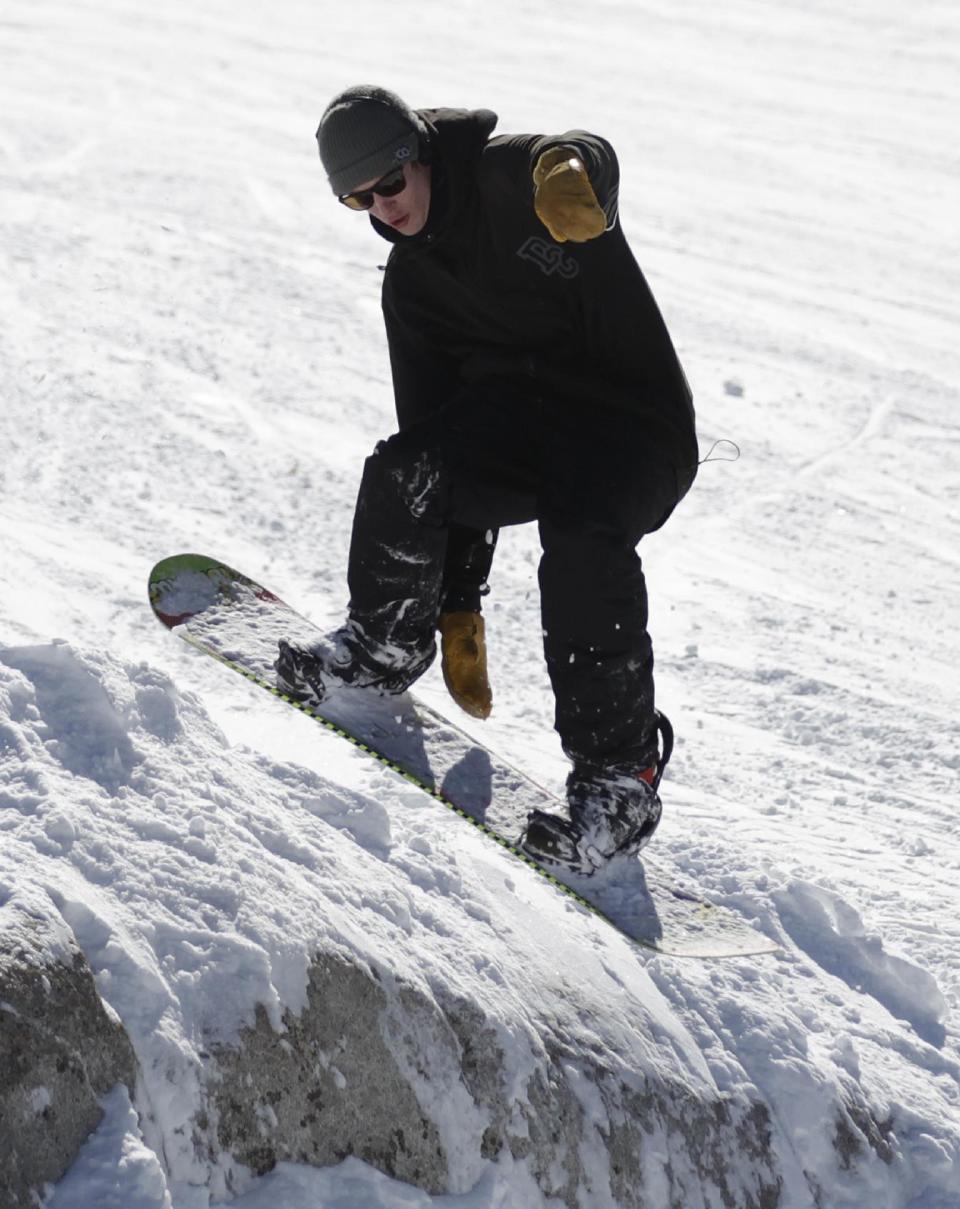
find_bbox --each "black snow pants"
[346,382,695,769]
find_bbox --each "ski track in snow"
[2,0,959,1205]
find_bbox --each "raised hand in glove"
[533,147,607,244]
[439,612,492,720]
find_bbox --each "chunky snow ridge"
[0,642,955,1208]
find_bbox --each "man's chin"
[397,214,430,237]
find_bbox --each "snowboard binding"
[275,638,331,705]
[275,630,435,705]
[519,712,673,877]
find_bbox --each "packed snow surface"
[1,0,958,1205]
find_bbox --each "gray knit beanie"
[316,85,426,195]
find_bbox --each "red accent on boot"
[638,765,656,786]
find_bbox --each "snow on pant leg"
[537,401,690,768]
[346,391,535,657]
[346,433,450,658]
[539,521,657,767]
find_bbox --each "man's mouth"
[390,214,409,229]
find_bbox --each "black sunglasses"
[338,165,408,211]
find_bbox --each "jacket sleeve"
[441,524,498,615]
[382,279,460,431]
[486,129,621,232]
[382,271,499,610]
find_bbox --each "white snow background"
[1,0,958,1205]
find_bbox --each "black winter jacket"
[372,107,697,470]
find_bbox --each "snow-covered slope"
[1,0,957,1205]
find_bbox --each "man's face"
[357,161,432,236]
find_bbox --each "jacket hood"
[370,106,498,246]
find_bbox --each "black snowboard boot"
[519,712,673,876]
[276,622,435,706]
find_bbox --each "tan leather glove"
[533,147,607,244]
[439,611,492,719]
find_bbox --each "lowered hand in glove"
[439,611,492,720]
[533,147,607,244]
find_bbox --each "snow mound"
[2,642,782,1207]
[774,879,948,1047]
[46,1087,172,1209]
[2,640,959,1207]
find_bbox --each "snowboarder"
[277,85,698,874]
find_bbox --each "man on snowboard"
[277,85,698,875]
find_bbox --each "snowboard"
[148,553,779,959]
